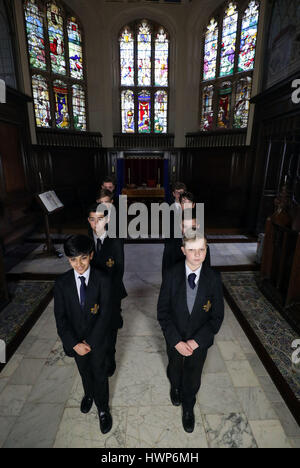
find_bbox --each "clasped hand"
[175,340,199,356]
[73,341,91,356]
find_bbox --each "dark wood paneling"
[176,147,254,229]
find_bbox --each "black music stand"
[36,191,64,258]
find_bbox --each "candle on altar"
[158,168,160,184]
[128,168,131,184]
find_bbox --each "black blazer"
[54,267,112,357]
[90,235,127,302]
[157,261,224,350]
[162,237,211,274]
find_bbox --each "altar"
[121,187,165,206]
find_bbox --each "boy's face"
[68,252,94,275]
[173,189,184,203]
[88,211,107,237]
[96,196,113,207]
[102,182,115,193]
[180,198,195,210]
[181,238,207,270]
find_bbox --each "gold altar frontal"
[122,187,165,198]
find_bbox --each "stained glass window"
[53,80,69,128]
[72,84,86,131]
[120,19,169,133]
[24,0,87,131]
[203,19,218,81]
[24,0,46,70]
[201,85,214,131]
[120,27,134,86]
[220,3,238,77]
[68,17,83,79]
[32,75,51,127]
[238,1,259,72]
[137,21,152,86]
[155,28,169,86]
[154,90,167,133]
[233,77,252,128]
[47,2,66,75]
[200,1,260,132]
[138,91,151,133]
[121,90,135,133]
[218,82,232,129]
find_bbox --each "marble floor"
[1,244,299,448]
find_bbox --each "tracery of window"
[119,19,169,134]
[24,0,87,131]
[200,0,260,131]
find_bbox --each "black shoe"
[80,395,93,414]
[170,387,181,406]
[182,409,195,433]
[106,359,116,377]
[99,410,113,434]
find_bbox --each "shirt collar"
[185,262,202,284]
[93,231,107,243]
[74,266,91,283]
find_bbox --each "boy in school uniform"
[162,207,211,275]
[54,234,113,434]
[87,202,127,377]
[157,230,224,433]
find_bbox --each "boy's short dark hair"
[179,191,195,203]
[96,188,114,201]
[101,176,116,186]
[87,203,108,219]
[172,181,187,192]
[64,234,94,257]
[87,203,100,217]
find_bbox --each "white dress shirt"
[93,231,107,250]
[185,263,202,285]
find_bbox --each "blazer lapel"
[83,268,98,317]
[69,271,82,312]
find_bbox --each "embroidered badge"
[203,300,212,312]
[106,258,115,268]
[90,304,99,315]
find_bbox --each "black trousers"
[167,345,208,411]
[75,348,109,412]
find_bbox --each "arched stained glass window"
[220,3,238,77]
[119,19,169,134]
[47,2,65,75]
[238,0,259,72]
[200,0,260,132]
[24,0,87,131]
[68,17,83,79]
[24,0,46,70]
[155,28,169,86]
[203,19,218,81]
[120,28,134,86]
